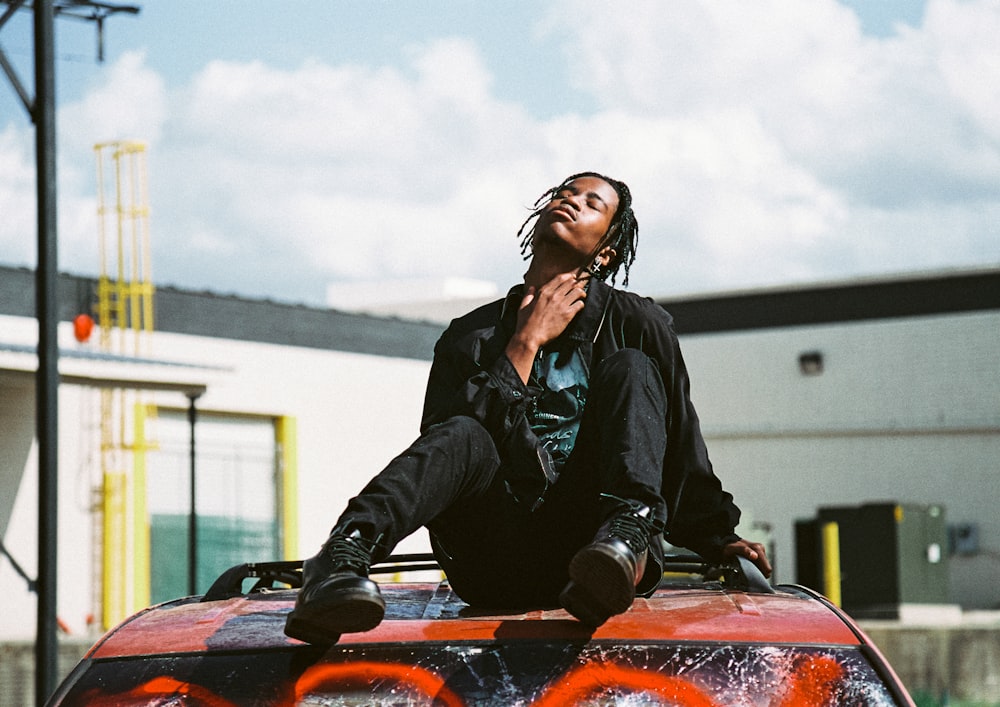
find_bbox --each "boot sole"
[284,586,386,645]
[560,544,636,626]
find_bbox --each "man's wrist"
[505,337,539,384]
[505,335,539,361]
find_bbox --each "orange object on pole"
[73,313,95,343]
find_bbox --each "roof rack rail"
[708,555,775,594]
[201,554,443,602]
[201,551,773,602]
[663,553,775,594]
[202,560,303,601]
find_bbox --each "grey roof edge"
[2,263,998,345]
[0,266,444,361]
[656,266,1000,335]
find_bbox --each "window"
[55,642,901,705]
[146,412,285,603]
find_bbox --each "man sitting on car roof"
[285,172,772,645]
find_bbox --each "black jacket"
[420,278,742,562]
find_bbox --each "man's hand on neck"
[505,271,590,384]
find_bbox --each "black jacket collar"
[500,278,613,346]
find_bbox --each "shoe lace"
[608,513,656,553]
[324,533,381,574]
[601,493,664,554]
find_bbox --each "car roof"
[87,558,864,660]
[57,557,916,707]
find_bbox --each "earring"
[588,257,603,276]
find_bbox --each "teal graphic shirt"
[528,348,588,471]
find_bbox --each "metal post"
[33,0,59,702]
[187,393,200,595]
[0,3,139,701]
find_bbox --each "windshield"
[55,641,900,706]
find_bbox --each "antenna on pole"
[1,1,140,67]
[52,1,141,63]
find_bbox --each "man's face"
[534,176,619,265]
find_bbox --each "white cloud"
[1,1,997,305]
[136,38,553,298]
[0,125,36,266]
[547,0,864,115]
[0,52,168,277]
[925,0,1000,141]
[534,0,999,293]
[60,51,167,148]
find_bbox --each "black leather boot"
[284,528,386,645]
[559,500,660,627]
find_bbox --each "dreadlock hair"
[516,171,639,287]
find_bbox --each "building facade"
[1,265,997,642]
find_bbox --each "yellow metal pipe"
[276,417,299,560]
[132,403,153,611]
[102,471,127,629]
[821,521,842,607]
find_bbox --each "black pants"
[334,348,668,607]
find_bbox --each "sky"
[1,0,998,308]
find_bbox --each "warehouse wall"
[2,268,998,644]
[680,309,1000,609]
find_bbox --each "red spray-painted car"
[48,555,915,706]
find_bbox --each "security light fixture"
[798,350,824,375]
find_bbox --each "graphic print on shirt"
[529,349,589,471]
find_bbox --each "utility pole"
[33,2,59,701]
[0,2,139,701]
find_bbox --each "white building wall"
[0,319,432,640]
[2,375,99,641]
[2,304,998,641]
[679,310,1000,609]
[146,327,433,556]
